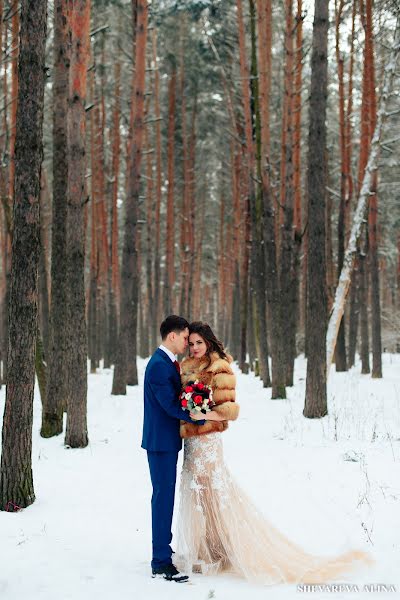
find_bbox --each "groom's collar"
[158,344,176,363]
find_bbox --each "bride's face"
[189,333,207,358]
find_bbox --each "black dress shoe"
[151,564,189,583]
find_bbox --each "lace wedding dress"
[175,432,373,584]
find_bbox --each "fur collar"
[181,351,233,374]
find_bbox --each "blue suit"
[142,348,203,568]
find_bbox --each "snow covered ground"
[1,354,399,600]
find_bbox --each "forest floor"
[0,354,399,600]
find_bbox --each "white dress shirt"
[159,344,177,363]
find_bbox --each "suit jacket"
[141,348,203,452]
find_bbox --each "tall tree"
[0,0,48,510]
[253,0,287,397]
[303,0,329,418]
[279,0,297,385]
[365,0,382,378]
[345,0,357,369]
[41,0,70,438]
[152,28,163,340]
[236,0,256,374]
[0,2,19,386]
[112,0,148,395]
[254,0,272,386]
[109,59,121,364]
[334,0,348,372]
[164,59,177,316]
[290,0,304,383]
[64,0,91,448]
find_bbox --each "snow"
[1,353,399,600]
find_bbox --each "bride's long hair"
[188,322,228,366]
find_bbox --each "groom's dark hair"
[160,315,189,340]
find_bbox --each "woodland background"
[0,0,399,509]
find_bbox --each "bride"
[175,321,373,584]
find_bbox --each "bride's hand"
[189,411,204,421]
[190,410,224,422]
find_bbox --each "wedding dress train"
[175,432,373,584]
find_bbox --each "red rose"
[181,399,188,408]
[185,386,193,393]
[196,383,204,390]
[194,395,202,404]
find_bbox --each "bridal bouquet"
[180,381,215,414]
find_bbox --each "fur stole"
[180,352,239,439]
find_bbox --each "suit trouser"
[147,450,179,569]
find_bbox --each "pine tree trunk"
[109,60,121,365]
[112,0,147,394]
[334,0,348,372]
[192,192,206,320]
[280,0,296,386]
[0,0,47,510]
[359,247,370,374]
[249,0,270,385]
[144,105,154,355]
[35,325,47,407]
[143,88,154,348]
[1,3,19,388]
[229,148,241,358]
[42,0,70,438]
[365,0,382,378]
[303,0,329,419]
[347,262,359,369]
[38,170,51,359]
[178,22,190,319]
[64,0,90,448]
[153,28,162,340]
[290,0,304,383]
[185,97,198,321]
[164,62,176,316]
[88,70,100,373]
[230,264,241,359]
[8,1,19,209]
[252,0,286,397]
[236,0,260,376]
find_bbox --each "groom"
[142,315,205,582]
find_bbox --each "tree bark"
[365,0,382,378]
[42,0,70,438]
[303,0,329,419]
[88,69,100,373]
[251,0,271,386]
[38,170,51,360]
[164,61,177,316]
[252,0,286,397]
[64,0,90,448]
[280,0,297,386]
[290,0,304,382]
[334,0,348,372]
[109,59,121,365]
[112,0,148,394]
[359,245,370,374]
[347,257,359,368]
[153,28,162,338]
[0,0,47,510]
